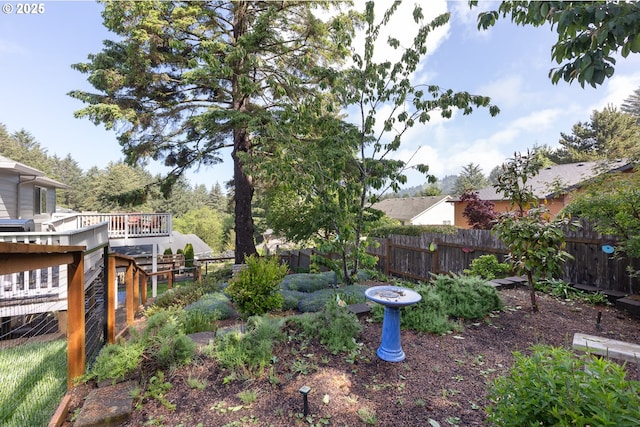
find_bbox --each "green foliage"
[536,278,610,305]
[476,1,640,88]
[280,271,336,293]
[153,282,205,309]
[453,163,489,196]
[184,243,195,268]
[139,311,195,370]
[85,341,145,384]
[368,224,457,238]
[226,255,288,316]
[493,151,579,311]
[287,300,362,354]
[464,255,511,280]
[565,170,640,264]
[0,339,67,427]
[295,285,368,313]
[163,248,173,255]
[486,345,640,426]
[214,316,285,379]
[182,293,234,334]
[173,207,229,253]
[372,276,502,334]
[144,371,175,411]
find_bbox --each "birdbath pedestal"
[365,285,422,362]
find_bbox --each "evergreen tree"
[453,163,489,195]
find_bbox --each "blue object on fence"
[602,245,615,254]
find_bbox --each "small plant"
[464,254,511,280]
[184,243,195,267]
[186,375,207,390]
[226,255,288,316]
[357,407,378,425]
[145,371,175,411]
[487,345,640,426]
[237,389,258,405]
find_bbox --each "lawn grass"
[0,339,67,427]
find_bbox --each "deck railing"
[0,223,109,315]
[51,212,172,240]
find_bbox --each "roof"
[0,154,69,189]
[471,159,633,201]
[372,195,452,221]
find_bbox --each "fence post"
[432,241,439,275]
[106,255,116,344]
[385,238,391,276]
[134,267,140,311]
[126,263,134,325]
[67,251,85,389]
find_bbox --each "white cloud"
[475,75,526,109]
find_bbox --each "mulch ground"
[62,286,640,427]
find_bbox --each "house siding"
[0,173,18,219]
[412,199,454,225]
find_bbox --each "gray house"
[0,154,68,230]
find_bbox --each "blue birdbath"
[365,285,422,362]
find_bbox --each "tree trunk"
[527,271,539,312]
[233,129,257,264]
[231,2,257,265]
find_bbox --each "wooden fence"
[367,223,640,295]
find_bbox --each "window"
[35,187,47,214]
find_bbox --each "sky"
[1,1,640,191]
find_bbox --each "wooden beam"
[106,255,116,344]
[0,253,76,275]
[126,263,134,325]
[67,252,85,389]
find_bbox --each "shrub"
[431,274,503,320]
[226,255,288,316]
[368,224,457,237]
[464,254,511,280]
[85,341,145,384]
[163,248,173,255]
[182,292,234,334]
[372,284,457,335]
[153,282,205,309]
[287,300,362,354]
[184,243,195,267]
[214,316,284,378]
[487,345,640,427]
[139,311,195,369]
[295,285,367,313]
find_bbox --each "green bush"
[85,341,145,384]
[153,282,205,309]
[368,224,457,237]
[226,255,288,316]
[287,300,362,354]
[463,254,511,280]
[184,243,194,267]
[182,292,234,334]
[280,271,336,293]
[295,285,367,313]
[372,284,457,334]
[431,274,503,320]
[214,316,284,378]
[139,311,195,369]
[163,248,173,255]
[487,345,640,427]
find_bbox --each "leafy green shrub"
[215,316,284,378]
[139,311,195,369]
[431,274,503,320]
[153,282,205,309]
[204,265,233,286]
[85,341,145,384]
[181,292,236,334]
[184,243,194,267]
[372,284,457,334]
[280,271,336,293]
[226,255,288,316]
[464,254,511,280]
[163,248,173,255]
[295,285,367,313]
[287,300,362,354]
[487,345,640,427]
[368,224,457,237]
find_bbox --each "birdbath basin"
[365,285,421,362]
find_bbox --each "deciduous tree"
[474,1,640,87]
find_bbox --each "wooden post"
[385,238,391,276]
[141,273,147,305]
[168,270,173,289]
[432,241,439,275]
[67,252,85,389]
[126,263,134,325]
[133,267,140,312]
[106,255,116,344]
